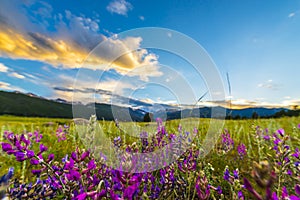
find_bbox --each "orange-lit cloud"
[0,27,88,68]
[0,24,161,80]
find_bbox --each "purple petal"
[47,154,55,162]
[1,142,12,152]
[81,151,90,161]
[15,151,26,161]
[223,168,230,181]
[26,150,35,158]
[76,193,87,200]
[277,128,284,136]
[30,158,39,165]
[272,192,279,200]
[39,144,48,153]
[238,190,244,199]
[87,159,96,170]
[281,187,288,198]
[289,196,300,200]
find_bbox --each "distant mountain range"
[0,90,296,121]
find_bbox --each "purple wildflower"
[272,192,279,200]
[39,144,48,154]
[47,154,55,162]
[221,130,234,152]
[216,186,222,194]
[80,150,90,161]
[238,190,244,199]
[223,168,230,181]
[237,143,247,159]
[76,193,87,200]
[292,148,299,158]
[66,170,81,181]
[233,169,239,179]
[124,183,139,199]
[263,135,270,140]
[87,159,96,170]
[277,128,285,137]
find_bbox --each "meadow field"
[0,115,299,199]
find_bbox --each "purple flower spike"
[223,168,230,181]
[298,124,300,129]
[216,186,222,194]
[237,143,247,159]
[1,142,12,152]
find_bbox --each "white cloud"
[288,12,296,18]
[106,0,133,16]
[257,79,281,90]
[0,63,9,73]
[281,99,300,107]
[9,72,25,79]
[0,81,25,92]
[139,16,145,21]
[0,81,11,90]
[50,74,136,103]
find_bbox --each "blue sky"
[0,0,299,108]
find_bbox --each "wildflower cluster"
[0,118,299,199]
[1,118,223,199]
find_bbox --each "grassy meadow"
[0,115,299,199]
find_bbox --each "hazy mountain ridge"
[0,90,295,121]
